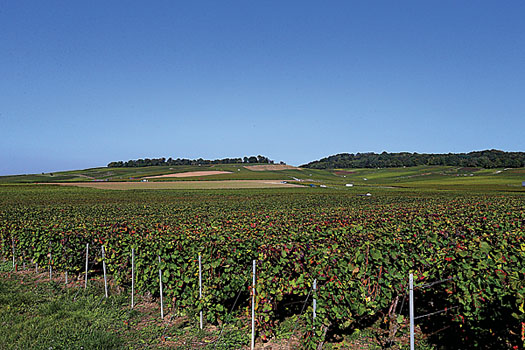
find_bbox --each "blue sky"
[1,1,524,175]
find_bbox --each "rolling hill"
[1,163,524,192]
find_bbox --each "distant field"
[243,164,300,171]
[47,180,303,190]
[328,166,525,191]
[2,164,524,192]
[145,170,232,178]
[0,164,309,183]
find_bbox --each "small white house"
[345,183,354,187]
[320,185,327,188]
[141,179,149,182]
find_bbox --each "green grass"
[0,269,127,349]
[0,263,251,349]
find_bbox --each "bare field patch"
[46,180,303,190]
[333,170,356,175]
[244,164,300,171]
[145,171,232,178]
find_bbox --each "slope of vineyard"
[0,185,523,348]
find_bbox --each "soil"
[145,171,232,178]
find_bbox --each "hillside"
[1,164,524,192]
[302,150,525,169]
[0,164,307,183]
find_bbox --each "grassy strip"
[0,263,251,349]
[0,266,128,349]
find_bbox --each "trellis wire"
[213,262,252,350]
[408,273,459,349]
[2,241,468,349]
[416,276,455,290]
[285,280,315,350]
[414,306,459,320]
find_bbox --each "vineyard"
[1,184,524,349]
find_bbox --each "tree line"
[107,155,274,168]
[302,150,525,169]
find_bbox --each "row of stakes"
[8,240,439,350]
[8,242,317,350]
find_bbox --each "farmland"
[47,180,302,190]
[0,167,524,349]
[2,164,524,192]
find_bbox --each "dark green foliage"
[303,149,525,169]
[108,155,274,167]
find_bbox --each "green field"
[0,165,524,349]
[2,164,525,193]
[0,164,308,183]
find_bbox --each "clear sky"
[1,1,524,175]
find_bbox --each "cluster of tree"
[302,150,525,169]
[107,155,274,168]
